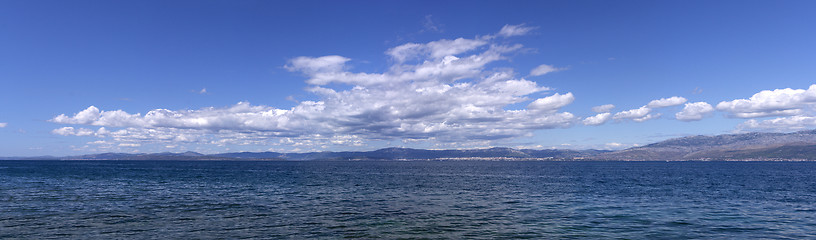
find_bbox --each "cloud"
[716,84,816,118]
[284,55,350,75]
[527,92,574,112]
[613,106,656,122]
[646,96,687,108]
[0,122,6,128]
[52,106,101,125]
[529,64,565,76]
[422,15,443,33]
[52,127,75,136]
[675,102,714,121]
[52,25,579,150]
[51,127,99,136]
[583,112,612,126]
[199,88,207,94]
[739,116,816,131]
[604,142,639,150]
[386,38,488,63]
[302,39,512,86]
[498,24,536,37]
[591,104,615,113]
[612,96,687,123]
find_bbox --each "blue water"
[1,161,815,239]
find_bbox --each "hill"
[5,130,816,161]
[596,130,816,160]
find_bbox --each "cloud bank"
[51,26,578,150]
[717,85,816,118]
[47,20,816,151]
[730,84,816,131]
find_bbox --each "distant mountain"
[5,130,816,161]
[203,147,607,161]
[1,147,608,161]
[596,130,816,160]
[62,151,253,161]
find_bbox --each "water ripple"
[1,161,815,239]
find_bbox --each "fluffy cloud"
[716,84,816,118]
[613,106,659,122]
[646,96,687,108]
[0,122,6,128]
[583,112,612,126]
[529,64,565,76]
[675,102,714,121]
[591,104,615,113]
[52,106,101,125]
[613,96,687,122]
[51,127,95,136]
[527,92,574,112]
[497,24,536,37]
[52,26,578,150]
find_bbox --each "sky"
[2,0,816,156]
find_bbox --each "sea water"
[1,160,815,239]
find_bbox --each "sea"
[1,160,815,239]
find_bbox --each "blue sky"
[3,0,816,156]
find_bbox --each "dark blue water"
[1,161,815,239]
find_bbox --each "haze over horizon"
[3,0,816,156]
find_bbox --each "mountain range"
[4,130,816,161]
[595,130,816,161]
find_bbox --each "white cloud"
[739,116,816,131]
[583,112,612,126]
[52,106,101,125]
[613,106,652,121]
[302,41,516,86]
[199,88,207,94]
[604,142,638,150]
[529,64,565,76]
[284,55,350,75]
[716,84,816,118]
[632,113,661,122]
[386,38,487,63]
[612,96,688,123]
[646,96,687,108]
[52,25,580,150]
[75,128,94,136]
[675,102,714,121]
[96,127,109,136]
[425,38,488,60]
[0,122,6,128]
[591,104,615,113]
[51,127,96,136]
[498,24,536,37]
[527,92,574,112]
[52,127,75,136]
